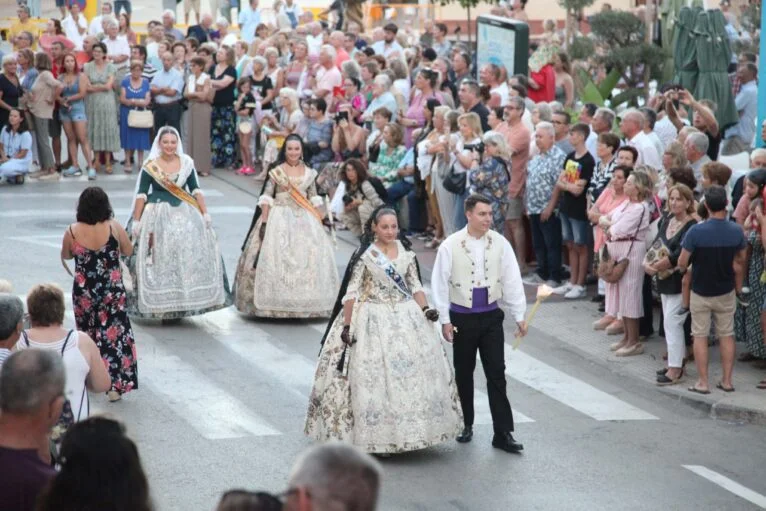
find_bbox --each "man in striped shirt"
[0,293,24,370]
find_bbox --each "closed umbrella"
[693,9,738,131]
[660,0,684,83]
[672,6,701,91]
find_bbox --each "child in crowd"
[235,77,256,176]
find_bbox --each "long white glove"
[203,213,212,228]
[131,220,141,239]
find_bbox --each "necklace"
[667,215,687,237]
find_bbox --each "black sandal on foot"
[688,386,711,395]
[716,382,735,393]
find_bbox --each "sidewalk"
[213,169,766,425]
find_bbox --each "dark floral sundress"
[71,227,138,395]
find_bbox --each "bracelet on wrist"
[421,305,429,311]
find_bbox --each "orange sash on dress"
[144,160,203,214]
[269,166,323,223]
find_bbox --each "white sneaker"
[564,285,586,299]
[551,282,573,295]
[522,274,546,285]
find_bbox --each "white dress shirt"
[62,14,88,50]
[431,228,527,325]
[628,131,662,170]
[88,15,104,36]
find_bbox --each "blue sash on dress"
[365,246,412,299]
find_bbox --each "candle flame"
[537,284,554,299]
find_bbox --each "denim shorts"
[560,212,590,245]
[59,103,86,123]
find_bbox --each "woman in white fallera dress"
[125,127,231,320]
[234,134,339,318]
[305,207,462,454]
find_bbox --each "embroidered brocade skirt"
[126,202,232,319]
[305,299,463,453]
[233,197,339,318]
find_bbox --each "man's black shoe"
[492,432,523,453]
[456,426,473,443]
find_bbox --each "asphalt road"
[2,173,766,511]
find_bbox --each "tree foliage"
[557,0,596,13]
[588,11,667,91]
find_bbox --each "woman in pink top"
[39,19,75,56]
[589,165,630,332]
[399,69,441,148]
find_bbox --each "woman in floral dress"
[61,187,137,402]
[306,206,462,454]
[468,131,511,233]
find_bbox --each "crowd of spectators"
[1,2,765,506]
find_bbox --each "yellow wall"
[439,0,635,23]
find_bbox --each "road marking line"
[0,206,254,218]
[683,465,766,508]
[137,327,281,439]
[197,309,316,400]
[307,322,534,423]
[504,350,658,421]
[0,190,224,199]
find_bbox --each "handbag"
[598,205,645,284]
[442,162,466,194]
[127,108,153,129]
[120,259,134,292]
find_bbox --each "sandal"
[688,385,711,395]
[716,382,735,393]
[756,380,766,390]
[657,370,684,386]
[105,163,113,175]
[123,164,133,174]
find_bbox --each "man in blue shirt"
[723,63,758,155]
[150,52,185,134]
[678,186,747,395]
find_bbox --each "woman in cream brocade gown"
[305,207,462,454]
[234,134,339,318]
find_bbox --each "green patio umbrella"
[660,0,684,84]
[672,7,701,90]
[693,9,738,131]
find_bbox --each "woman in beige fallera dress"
[184,58,213,176]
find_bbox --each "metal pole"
[757,3,766,148]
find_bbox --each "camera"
[464,142,485,154]
[335,111,349,124]
[342,194,354,205]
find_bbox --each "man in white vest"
[431,194,528,453]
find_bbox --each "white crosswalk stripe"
[0,206,253,218]
[136,327,282,439]
[0,189,224,199]
[504,350,659,421]
[683,465,766,508]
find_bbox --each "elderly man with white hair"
[312,45,342,111]
[162,9,184,42]
[306,22,324,57]
[684,131,711,192]
[524,121,567,287]
[619,108,662,169]
[187,13,214,44]
[103,17,130,73]
[586,106,615,162]
[0,293,23,369]
[89,2,113,36]
[214,17,238,46]
[284,442,381,511]
[361,74,399,123]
